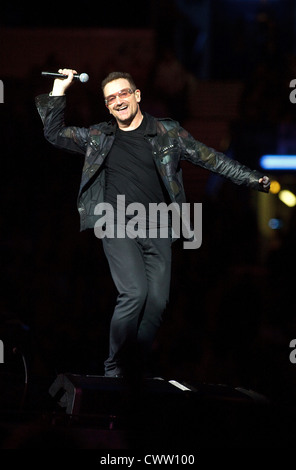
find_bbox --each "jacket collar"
[100,120,117,135]
[143,112,158,136]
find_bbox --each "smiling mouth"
[116,105,128,111]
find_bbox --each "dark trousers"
[102,234,172,377]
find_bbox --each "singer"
[35,68,270,380]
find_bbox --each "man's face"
[103,78,141,127]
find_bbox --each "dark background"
[1,0,296,414]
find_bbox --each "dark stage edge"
[1,373,296,457]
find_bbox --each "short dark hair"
[101,72,137,92]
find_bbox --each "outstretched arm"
[35,68,89,154]
[177,125,270,193]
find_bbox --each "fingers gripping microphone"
[41,71,89,83]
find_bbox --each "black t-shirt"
[104,114,169,229]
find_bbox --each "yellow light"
[278,190,296,207]
[269,180,281,194]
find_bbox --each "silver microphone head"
[79,73,89,83]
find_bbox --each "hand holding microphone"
[45,68,89,96]
[42,70,89,82]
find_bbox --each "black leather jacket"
[35,93,267,231]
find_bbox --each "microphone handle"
[41,71,80,80]
[41,71,89,83]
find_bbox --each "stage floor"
[1,373,296,453]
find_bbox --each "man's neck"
[117,109,144,131]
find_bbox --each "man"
[35,69,270,379]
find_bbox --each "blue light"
[268,218,283,230]
[260,155,296,170]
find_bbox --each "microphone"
[41,71,89,83]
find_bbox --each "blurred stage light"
[278,190,296,207]
[269,180,281,194]
[259,155,296,170]
[268,218,283,230]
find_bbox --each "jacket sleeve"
[35,93,89,155]
[177,125,268,193]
